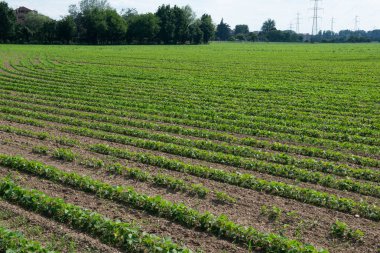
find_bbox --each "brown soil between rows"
[0,133,379,253]
[0,201,118,253]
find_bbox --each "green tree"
[247,32,258,42]
[81,8,107,43]
[189,19,203,44]
[24,12,52,41]
[172,6,189,44]
[234,24,249,35]
[40,20,57,43]
[261,19,276,33]
[57,16,76,43]
[216,19,231,41]
[182,5,196,25]
[200,14,214,43]
[104,9,127,44]
[155,5,175,44]
[15,24,32,43]
[0,1,16,41]
[126,13,159,43]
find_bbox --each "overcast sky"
[7,0,380,33]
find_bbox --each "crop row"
[1,123,379,220]
[61,126,380,196]
[1,73,377,148]
[2,104,378,184]
[0,76,378,155]
[2,113,379,199]
[1,93,377,166]
[49,146,211,198]
[0,177,190,253]
[88,144,380,221]
[0,154,325,253]
[0,124,379,220]
[6,60,378,125]
[0,226,55,253]
[1,95,378,169]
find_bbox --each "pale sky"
[6,0,380,33]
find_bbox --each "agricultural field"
[0,43,379,252]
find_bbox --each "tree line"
[0,0,214,44]
[1,0,379,44]
[311,30,380,43]
[216,19,303,42]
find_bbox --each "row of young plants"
[0,177,190,253]
[111,164,212,199]
[60,125,380,197]
[88,144,380,221]
[6,59,380,134]
[0,78,378,156]
[0,154,326,253]
[0,226,56,253]
[4,67,376,143]
[1,97,378,170]
[49,147,211,199]
[6,61,378,129]
[2,120,380,215]
[11,50,380,119]
[1,75,377,150]
[2,111,379,200]
[0,125,50,140]
[0,75,378,156]
[1,92,377,167]
[5,49,380,130]
[1,106,379,189]
[0,113,46,128]
[1,123,379,219]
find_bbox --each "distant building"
[15,7,37,24]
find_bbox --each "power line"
[354,15,359,31]
[331,17,335,32]
[311,0,322,35]
[296,13,301,33]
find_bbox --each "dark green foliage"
[261,19,276,33]
[155,5,175,44]
[216,19,231,41]
[189,20,203,44]
[1,0,214,45]
[234,24,249,35]
[126,13,159,44]
[200,14,215,43]
[0,1,16,41]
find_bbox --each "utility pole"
[311,0,322,36]
[331,17,335,32]
[290,23,294,31]
[354,15,359,31]
[296,13,301,33]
